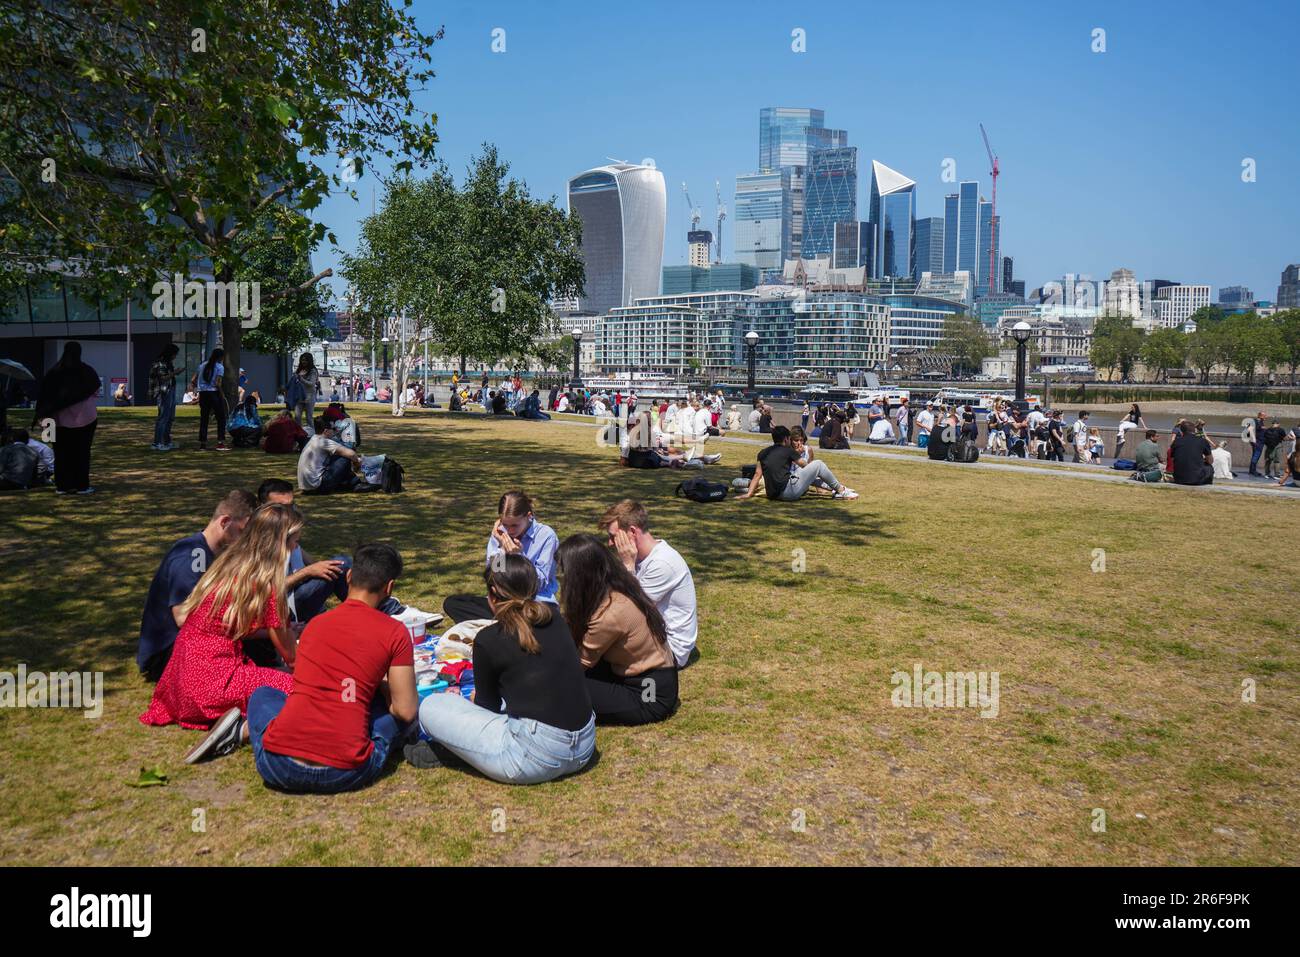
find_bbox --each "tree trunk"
[219,264,242,414]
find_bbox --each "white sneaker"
[833,487,859,500]
[701,454,722,464]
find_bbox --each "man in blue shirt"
[136,490,258,680]
[443,490,559,622]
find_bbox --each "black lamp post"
[1011,321,1032,411]
[381,334,390,380]
[570,327,584,389]
[745,329,759,393]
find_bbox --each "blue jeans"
[248,686,411,793]
[1250,442,1263,472]
[419,693,595,785]
[895,426,908,446]
[153,387,175,445]
[319,455,355,493]
[291,554,351,623]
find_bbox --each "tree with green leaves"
[0,0,440,410]
[236,206,329,359]
[340,147,584,414]
[938,314,995,375]
[1089,315,1144,381]
[1222,312,1285,386]
[1272,308,1300,385]
[1187,322,1230,385]
[1139,326,1187,383]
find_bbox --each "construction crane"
[980,123,999,297]
[680,182,701,230]
[714,180,727,264]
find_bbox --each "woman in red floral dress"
[140,503,303,732]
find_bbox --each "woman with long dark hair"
[290,352,320,432]
[191,347,229,451]
[557,534,679,725]
[33,341,101,493]
[413,553,596,783]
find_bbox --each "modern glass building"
[802,146,857,259]
[942,193,960,273]
[833,221,872,270]
[741,292,888,371]
[868,161,916,280]
[567,161,666,316]
[661,262,758,295]
[880,294,966,353]
[734,169,792,272]
[599,302,701,376]
[977,201,999,295]
[913,217,945,281]
[757,107,846,259]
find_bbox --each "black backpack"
[675,478,728,502]
[949,438,980,463]
[379,456,404,493]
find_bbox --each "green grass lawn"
[1,405,1296,865]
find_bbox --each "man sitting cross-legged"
[736,425,858,502]
[297,417,362,493]
[136,489,258,681]
[203,543,420,793]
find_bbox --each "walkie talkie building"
[567,162,666,316]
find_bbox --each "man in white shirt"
[868,416,896,444]
[1070,412,1090,461]
[1026,405,1047,457]
[915,402,935,448]
[602,500,699,668]
[1211,440,1235,480]
[297,418,361,492]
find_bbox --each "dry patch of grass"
[0,405,1296,865]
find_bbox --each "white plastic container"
[393,607,427,643]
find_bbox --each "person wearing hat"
[915,400,934,448]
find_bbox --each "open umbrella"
[0,358,34,381]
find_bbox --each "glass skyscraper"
[977,200,999,294]
[868,160,916,280]
[802,146,857,259]
[567,161,666,315]
[913,217,945,280]
[957,181,979,277]
[756,107,846,259]
[734,169,793,272]
[942,193,960,273]
[832,221,872,269]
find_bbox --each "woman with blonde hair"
[140,504,303,760]
[412,553,595,783]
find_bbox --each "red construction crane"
[980,123,999,297]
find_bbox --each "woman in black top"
[34,341,101,493]
[413,553,595,784]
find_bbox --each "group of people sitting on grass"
[135,485,699,793]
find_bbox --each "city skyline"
[310,0,1298,305]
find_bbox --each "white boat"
[933,388,1042,414]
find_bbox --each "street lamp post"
[570,327,584,389]
[1011,321,1032,411]
[745,329,759,393]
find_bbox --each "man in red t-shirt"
[247,543,418,793]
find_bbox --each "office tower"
[757,107,847,258]
[1153,284,1211,328]
[734,169,793,271]
[567,161,666,315]
[1278,265,1300,308]
[803,146,857,259]
[977,200,998,294]
[1002,256,1014,292]
[942,193,959,272]
[913,217,945,280]
[688,230,712,268]
[833,221,872,270]
[868,160,916,280]
[957,182,979,276]
[1218,285,1252,306]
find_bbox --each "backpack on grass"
[1111,458,1136,470]
[675,478,728,503]
[379,457,404,493]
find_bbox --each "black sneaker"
[403,740,443,770]
[184,707,244,764]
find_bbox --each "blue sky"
[313,0,1299,303]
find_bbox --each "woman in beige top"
[557,534,679,725]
